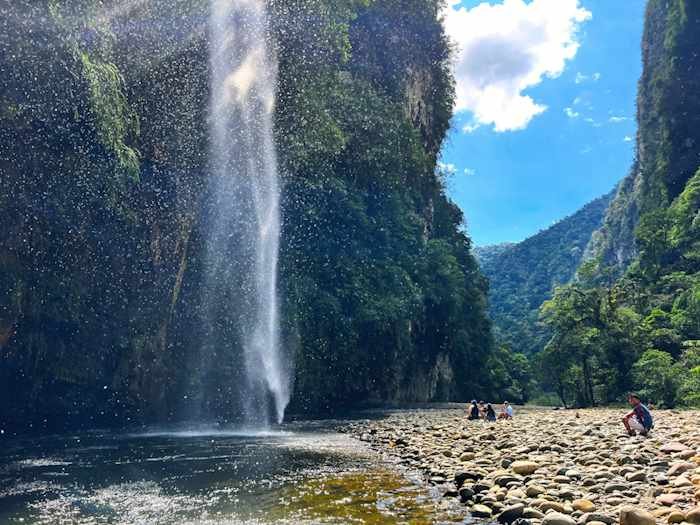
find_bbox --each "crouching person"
[622,393,653,436]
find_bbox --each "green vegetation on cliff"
[0,0,495,431]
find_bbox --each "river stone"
[625,471,646,482]
[461,452,476,461]
[667,510,686,523]
[459,486,475,502]
[512,461,540,475]
[687,507,700,525]
[656,493,683,506]
[668,462,696,476]
[653,508,674,518]
[540,502,567,513]
[498,503,526,524]
[524,508,545,519]
[455,471,482,487]
[496,474,524,487]
[656,475,670,485]
[584,513,616,524]
[527,485,546,497]
[543,511,577,525]
[661,442,691,454]
[605,483,627,493]
[472,504,493,517]
[474,481,493,493]
[573,500,596,513]
[619,507,655,525]
[672,476,692,487]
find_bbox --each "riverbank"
[345,407,700,525]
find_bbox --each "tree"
[632,349,679,407]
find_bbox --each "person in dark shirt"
[468,400,480,420]
[485,403,497,422]
[622,393,654,436]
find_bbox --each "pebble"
[543,511,577,525]
[573,499,596,513]
[472,504,493,517]
[498,503,526,523]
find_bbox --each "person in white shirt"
[498,401,513,420]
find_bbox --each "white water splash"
[206,0,289,425]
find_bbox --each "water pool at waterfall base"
[0,418,466,524]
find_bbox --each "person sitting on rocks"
[485,403,497,422]
[478,400,486,419]
[468,400,480,420]
[622,393,654,436]
[498,401,513,420]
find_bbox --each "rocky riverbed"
[346,408,700,525]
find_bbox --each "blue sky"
[439,0,645,246]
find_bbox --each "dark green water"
[0,419,465,524]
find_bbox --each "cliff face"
[0,0,494,432]
[587,0,700,275]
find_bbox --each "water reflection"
[0,421,464,524]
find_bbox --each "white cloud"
[443,0,591,132]
[564,107,579,118]
[463,168,476,176]
[623,135,633,142]
[575,71,601,84]
[438,162,457,175]
[462,121,482,133]
[609,116,630,123]
[572,96,583,105]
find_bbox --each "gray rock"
[498,504,526,524]
[524,508,545,519]
[619,507,655,525]
[542,512,577,525]
[459,486,475,503]
[472,504,493,517]
[583,513,615,524]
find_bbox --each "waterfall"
[204,0,289,425]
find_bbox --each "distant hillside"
[478,191,614,354]
[473,243,514,268]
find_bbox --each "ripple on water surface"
[0,423,466,524]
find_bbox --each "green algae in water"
[268,468,463,524]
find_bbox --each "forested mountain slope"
[0,0,495,432]
[540,0,700,408]
[475,192,613,355]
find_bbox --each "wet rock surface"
[346,408,700,524]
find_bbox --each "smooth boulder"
[619,507,655,525]
[542,511,577,525]
[512,461,540,475]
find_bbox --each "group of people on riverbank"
[465,394,654,436]
[467,400,513,422]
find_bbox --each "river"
[0,415,466,524]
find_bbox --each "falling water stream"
[205,0,289,425]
